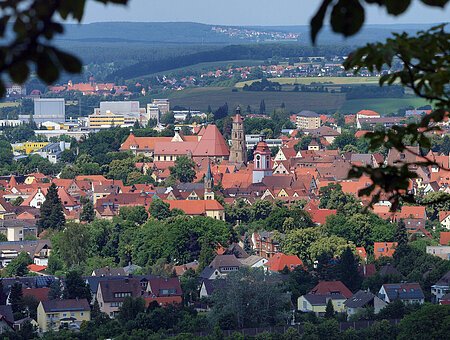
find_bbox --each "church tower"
[204,160,215,200]
[252,136,273,184]
[229,106,247,167]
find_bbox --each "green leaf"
[330,0,365,37]
[310,0,333,44]
[384,0,411,15]
[37,50,60,84]
[8,61,29,83]
[420,0,449,6]
[54,49,82,73]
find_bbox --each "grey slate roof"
[381,283,424,301]
[303,293,346,306]
[344,290,375,308]
[298,110,319,118]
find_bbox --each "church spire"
[204,158,214,200]
[229,106,247,168]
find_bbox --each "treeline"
[108,44,354,80]
[343,85,405,99]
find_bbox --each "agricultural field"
[166,87,346,113]
[340,97,431,115]
[235,76,381,88]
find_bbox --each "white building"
[33,98,65,125]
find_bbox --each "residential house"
[200,255,242,280]
[0,306,14,334]
[37,299,90,332]
[378,283,425,305]
[298,293,347,316]
[264,253,303,272]
[165,200,225,220]
[344,290,387,318]
[96,277,142,318]
[145,277,183,306]
[238,255,268,268]
[426,245,450,260]
[0,240,51,267]
[199,279,226,299]
[373,242,397,259]
[440,232,450,245]
[251,231,281,259]
[431,271,450,303]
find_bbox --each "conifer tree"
[37,183,65,230]
[80,200,95,223]
[325,299,335,319]
[10,282,23,314]
[338,247,362,293]
[395,219,408,248]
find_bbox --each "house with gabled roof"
[439,213,450,230]
[378,283,424,305]
[264,253,303,272]
[431,271,450,304]
[96,278,142,318]
[200,255,242,280]
[344,290,387,317]
[373,242,397,259]
[37,299,90,332]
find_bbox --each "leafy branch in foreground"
[310,0,449,43]
[0,0,128,96]
[345,24,450,209]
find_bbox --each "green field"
[166,87,346,113]
[340,97,431,115]
[235,76,381,88]
[0,102,19,108]
[164,87,430,114]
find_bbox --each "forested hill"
[107,44,354,80]
[58,22,432,45]
[59,22,256,44]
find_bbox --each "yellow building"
[298,294,347,316]
[88,111,125,128]
[12,142,49,154]
[37,299,91,333]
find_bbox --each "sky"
[82,0,450,26]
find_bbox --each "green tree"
[325,299,335,319]
[398,304,450,340]
[338,247,362,293]
[9,282,23,315]
[169,156,196,183]
[395,219,408,248]
[80,200,95,223]
[3,252,32,277]
[118,296,146,322]
[11,196,24,207]
[119,206,148,226]
[280,227,322,263]
[149,199,171,220]
[54,222,92,268]
[63,270,92,303]
[37,183,66,230]
[210,268,290,329]
[259,99,266,114]
[107,157,136,183]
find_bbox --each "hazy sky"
[82,0,450,26]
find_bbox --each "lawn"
[235,76,381,88]
[339,97,431,115]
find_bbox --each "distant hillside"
[57,22,433,45]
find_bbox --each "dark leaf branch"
[0,0,128,96]
[310,0,449,43]
[343,24,449,208]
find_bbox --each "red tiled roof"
[23,287,50,302]
[164,200,224,216]
[357,110,380,117]
[264,253,303,272]
[440,232,450,246]
[309,281,353,299]
[373,242,397,259]
[193,124,229,157]
[144,296,182,307]
[27,264,47,273]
